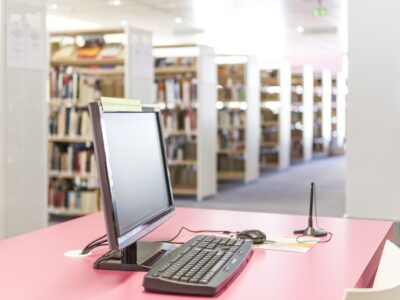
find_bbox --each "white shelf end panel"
[197,45,217,201]
[279,61,291,170]
[302,65,314,162]
[245,56,260,182]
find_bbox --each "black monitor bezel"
[88,102,175,250]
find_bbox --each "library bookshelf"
[259,61,291,171]
[47,27,153,218]
[313,70,332,156]
[332,72,347,153]
[153,45,217,201]
[331,76,338,139]
[313,74,324,154]
[216,56,260,183]
[290,65,313,163]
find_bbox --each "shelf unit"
[47,27,153,218]
[321,70,332,154]
[153,45,217,201]
[259,61,291,170]
[331,76,337,139]
[313,74,323,154]
[335,72,347,151]
[216,56,260,182]
[313,70,333,156]
[290,65,314,163]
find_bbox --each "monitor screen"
[101,112,172,238]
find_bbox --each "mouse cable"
[160,226,238,243]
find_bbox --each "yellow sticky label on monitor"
[101,97,142,112]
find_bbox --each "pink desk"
[0,207,393,300]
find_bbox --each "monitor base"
[93,241,177,271]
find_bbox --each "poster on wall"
[6,0,45,70]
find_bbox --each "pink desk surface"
[0,207,393,300]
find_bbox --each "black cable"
[313,184,322,230]
[295,231,333,244]
[81,234,107,254]
[82,241,109,254]
[161,226,237,243]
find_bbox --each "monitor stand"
[93,241,177,271]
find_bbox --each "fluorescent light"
[50,3,58,10]
[157,102,166,110]
[215,101,224,110]
[174,17,183,24]
[215,56,248,65]
[239,102,248,110]
[109,0,121,7]
[296,26,304,33]
[76,36,85,47]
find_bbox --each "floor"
[175,156,346,218]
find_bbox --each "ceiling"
[46,0,347,72]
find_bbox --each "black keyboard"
[143,235,253,296]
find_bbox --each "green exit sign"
[313,7,327,17]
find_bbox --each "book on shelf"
[97,43,122,60]
[260,69,279,101]
[49,106,91,137]
[48,183,100,214]
[160,108,197,132]
[155,57,196,68]
[154,55,205,194]
[75,47,101,59]
[218,64,245,101]
[169,165,196,189]
[218,110,245,128]
[49,143,97,175]
[218,130,244,152]
[218,155,245,172]
[49,66,124,105]
[52,45,76,61]
[165,136,196,162]
[260,147,279,166]
[155,77,197,104]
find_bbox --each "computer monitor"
[88,102,176,271]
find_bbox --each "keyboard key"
[204,236,215,242]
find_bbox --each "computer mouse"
[237,229,266,244]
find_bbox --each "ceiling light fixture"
[174,17,183,24]
[296,26,304,33]
[109,0,121,7]
[50,3,58,10]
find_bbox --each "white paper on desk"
[253,235,320,253]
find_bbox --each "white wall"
[1,0,47,238]
[0,0,6,239]
[347,0,400,221]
